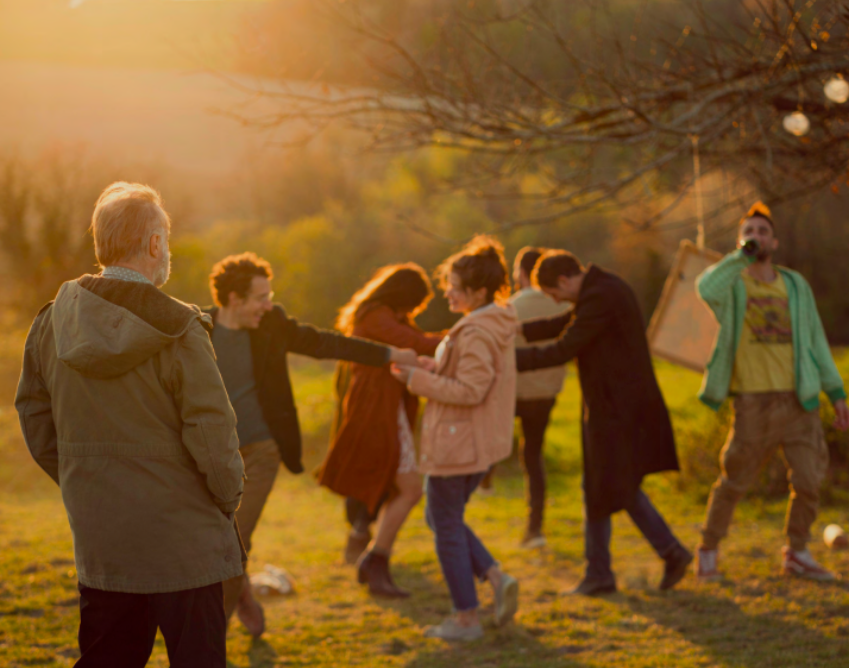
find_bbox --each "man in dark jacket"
[516,250,692,595]
[204,253,417,636]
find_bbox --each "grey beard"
[153,249,171,288]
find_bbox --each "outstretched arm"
[359,307,444,356]
[516,291,610,371]
[521,311,574,343]
[282,308,391,367]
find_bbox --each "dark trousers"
[75,582,226,668]
[425,473,497,611]
[516,398,557,534]
[585,488,680,582]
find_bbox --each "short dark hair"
[209,252,273,307]
[514,246,544,279]
[739,201,774,230]
[533,250,584,288]
[436,235,510,304]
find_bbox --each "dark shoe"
[357,552,410,598]
[565,577,617,596]
[345,530,371,565]
[660,545,694,591]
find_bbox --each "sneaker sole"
[495,578,519,626]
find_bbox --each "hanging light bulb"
[824,77,849,104]
[783,112,810,137]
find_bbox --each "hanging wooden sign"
[647,240,723,372]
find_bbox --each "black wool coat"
[516,265,678,520]
[205,305,390,474]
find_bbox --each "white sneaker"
[782,547,837,581]
[695,548,722,582]
[423,617,483,641]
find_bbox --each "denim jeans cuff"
[478,559,498,582]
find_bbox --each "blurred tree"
[0,150,98,314]
[233,0,849,239]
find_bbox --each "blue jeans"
[585,488,679,582]
[425,473,497,612]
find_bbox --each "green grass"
[2,355,849,667]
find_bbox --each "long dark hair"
[336,263,434,335]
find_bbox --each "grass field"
[2,350,849,667]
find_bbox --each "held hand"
[833,399,849,432]
[388,347,418,367]
[417,355,437,372]
[389,363,413,385]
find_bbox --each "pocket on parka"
[432,420,477,467]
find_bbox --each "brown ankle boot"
[357,552,410,598]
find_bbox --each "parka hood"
[52,275,210,379]
[450,301,517,350]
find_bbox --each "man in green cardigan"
[695,202,849,582]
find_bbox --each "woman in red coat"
[317,264,443,597]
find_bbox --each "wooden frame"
[647,240,723,373]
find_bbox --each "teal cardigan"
[696,249,846,412]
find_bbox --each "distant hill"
[0,60,287,177]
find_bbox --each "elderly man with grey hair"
[16,182,244,667]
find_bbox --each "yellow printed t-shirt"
[730,271,794,394]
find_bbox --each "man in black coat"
[204,253,417,636]
[516,250,692,595]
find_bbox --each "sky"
[0,0,264,70]
[0,0,284,177]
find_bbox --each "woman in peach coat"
[392,236,520,641]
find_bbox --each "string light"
[824,77,849,104]
[782,112,810,137]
